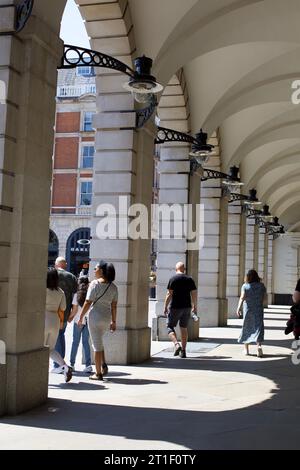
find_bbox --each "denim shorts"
[167,308,191,333]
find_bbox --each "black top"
[57,269,78,320]
[167,274,197,309]
[296,279,300,293]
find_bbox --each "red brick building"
[49,65,96,275]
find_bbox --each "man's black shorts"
[167,308,191,333]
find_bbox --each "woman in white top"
[79,260,118,380]
[68,276,92,373]
[45,268,72,382]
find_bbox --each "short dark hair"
[47,268,59,290]
[101,262,115,283]
[245,269,261,284]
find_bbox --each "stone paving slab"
[1,313,300,449]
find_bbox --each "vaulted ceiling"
[34,0,300,231]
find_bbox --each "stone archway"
[0,0,154,416]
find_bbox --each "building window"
[80,181,93,206]
[83,112,95,132]
[82,146,94,169]
[77,66,95,77]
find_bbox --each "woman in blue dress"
[236,270,268,357]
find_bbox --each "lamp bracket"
[155,127,196,146]
[59,45,134,77]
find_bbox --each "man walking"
[52,257,77,372]
[164,262,198,358]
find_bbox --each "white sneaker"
[51,366,64,374]
[257,347,263,358]
[83,365,93,373]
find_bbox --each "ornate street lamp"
[199,165,242,190]
[266,217,285,238]
[221,166,244,195]
[155,127,216,166]
[155,126,243,187]
[258,205,273,223]
[59,46,163,128]
[230,188,263,207]
[267,217,281,232]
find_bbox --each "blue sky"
[60,0,90,48]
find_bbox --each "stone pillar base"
[2,348,49,416]
[0,365,7,417]
[198,298,228,327]
[268,293,274,305]
[103,328,151,365]
[152,316,199,341]
[227,297,240,318]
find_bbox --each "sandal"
[174,343,182,357]
[89,373,103,381]
[101,363,109,376]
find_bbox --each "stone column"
[198,133,228,327]
[152,142,199,340]
[253,224,259,273]
[263,232,269,287]
[258,228,265,279]
[218,197,229,326]
[227,202,242,318]
[153,72,199,341]
[245,218,255,273]
[0,15,62,415]
[239,213,247,287]
[91,90,154,363]
[268,236,274,304]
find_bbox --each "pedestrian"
[285,304,300,340]
[78,260,118,380]
[52,257,77,373]
[68,276,92,373]
[45,268,72,382]
[79,262,89,278]
[292,278,300,304]
[163,262,198,358]
[285,281,300,340]
[237,269,268,357]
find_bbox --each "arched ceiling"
[35,0,300,231]
[127,0,300,231]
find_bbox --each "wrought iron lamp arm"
[155,127,197,146]
[228,193,250,203]
[16,0,34,32]
[201,168,233,182]
[59,45,135,77]
[1,0,34,34]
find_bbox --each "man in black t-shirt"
[163,262,197,358]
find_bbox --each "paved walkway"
[1,307,300,450]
